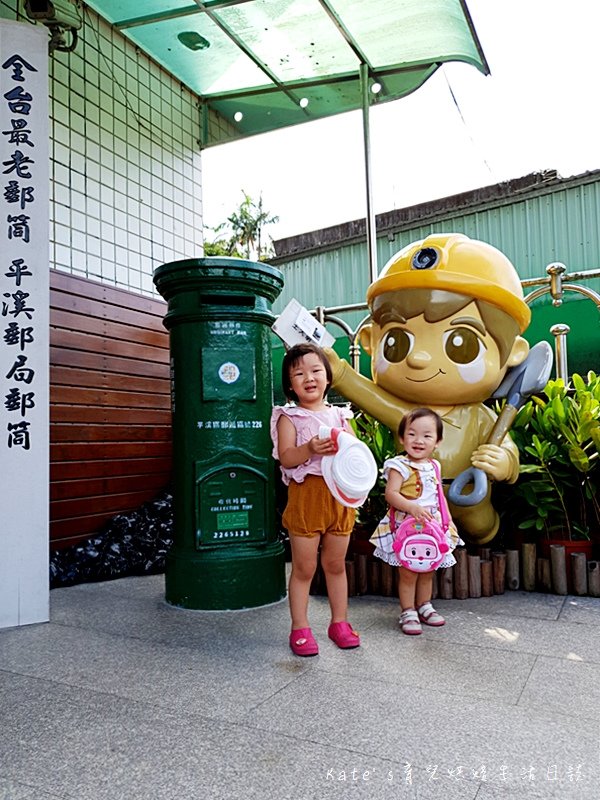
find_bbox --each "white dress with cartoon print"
[369,455,461,569]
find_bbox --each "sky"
[200,0,600,244]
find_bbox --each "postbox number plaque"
[197,467,266,547]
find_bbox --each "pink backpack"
[390,460,450,573]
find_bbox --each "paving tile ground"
[1,575,598,799]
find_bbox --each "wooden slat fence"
[50,270,172,549]
[310,543,600,598]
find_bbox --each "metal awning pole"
[360,63,378,285]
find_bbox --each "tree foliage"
[203,191,279,260]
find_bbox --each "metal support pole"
[360,63,378,285]
[547,262,566,306]
[550,323,570,383]
[348,339,361,372]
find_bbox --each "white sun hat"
[319,426,378,508]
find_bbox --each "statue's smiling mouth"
[406,369,445,382]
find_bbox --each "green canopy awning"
[85,0,488,146]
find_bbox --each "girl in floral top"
[370,407,460,635]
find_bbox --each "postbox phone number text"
[211,530,251,539]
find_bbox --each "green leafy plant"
[349,409,397,532]
[508,371,600,541]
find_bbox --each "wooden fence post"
[355,553,368,595]
[492,552,506,595]
[481,560,493,596]
[431,569,439,600]
[537,558,552,593]
[571,553,588,596]
[454,548,468,599]
[468,555,482,598]
[550,544,568,595]
[588,561,600,597]
[380,562,394,597]
[522,543,537,591]
[368,558,380,596]
[439,567,454,599]
[505,549,520,590]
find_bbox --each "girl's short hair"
[398,407,444,441]
[281,343,332,402]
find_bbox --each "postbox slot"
[200,294,254,307]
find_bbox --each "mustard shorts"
[283,474,356,538]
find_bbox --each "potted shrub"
[506,371,600,557]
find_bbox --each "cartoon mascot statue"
[327,233,550,545]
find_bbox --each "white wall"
[0,0,227,297]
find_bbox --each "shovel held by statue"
[448,341,554,507]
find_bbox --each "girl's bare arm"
[276,415,335,468]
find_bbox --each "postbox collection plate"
[196,465,266,547]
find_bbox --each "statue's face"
[364,301,510,405]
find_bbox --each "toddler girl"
[271,343,360,656]
[370,407,461,634]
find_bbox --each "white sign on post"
[271,298,335,349]
[0,21,50,628]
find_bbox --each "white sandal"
[399,608,422,635]
[418,602,446,627]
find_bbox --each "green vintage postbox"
[153,257,286,609]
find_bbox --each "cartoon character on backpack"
[391,513,449,573]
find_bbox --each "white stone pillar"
[1,21,50,628]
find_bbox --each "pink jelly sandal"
[328,621,361,649]
[417,602,446,627]
[289,627,319,657]
[399,608,422,635]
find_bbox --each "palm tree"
[227,191,279,259]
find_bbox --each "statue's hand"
[471,444,511,482]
